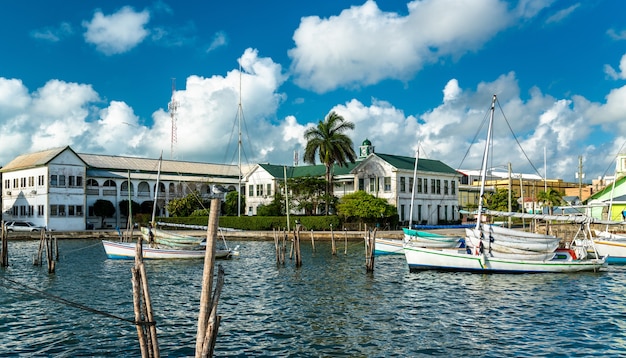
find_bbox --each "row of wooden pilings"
[130,198,225,358]
[0,222,58,272]
[273,223,379,273]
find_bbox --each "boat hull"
[591,230,626,264]
[404,245,606,273]
[102,241,232,260]
[465,227,560,252]
[594,240,626,264]
[374,238,404,255]
[141,226,204,247]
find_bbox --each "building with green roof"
[245,139,460,225]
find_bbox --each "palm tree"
[537,188,562,215]
[304,111,357,215]
[537,188,562,235]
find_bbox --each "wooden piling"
[131,235,160,358]
[330,224,336,255]
[196,198,222,357]
[273,229,280,264]
[34,230,45,266]
[310,229,315,252]
[1,222,7,267]
[344,229,348,255]
[365,228,377,272]
[45,233,55,273]
[293,227,302,267]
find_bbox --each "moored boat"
[404,95,606,273]
[102,240,235,260]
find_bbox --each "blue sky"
[1,0,626,183]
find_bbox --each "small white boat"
[102,240,237,260]
[404,245,605,273]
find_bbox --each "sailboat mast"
[476,94,497,229]
[408,147,419,229]
[237,65,243,217]
[151,152,163,227]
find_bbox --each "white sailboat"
[102,154,237,260]
[404,94,606,273]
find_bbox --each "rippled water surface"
[1,239,626,357]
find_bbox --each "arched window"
[86,179,99,195]
[138,182,150,197]
[121,181,134,195]
[102,180,117,195]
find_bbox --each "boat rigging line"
[0,276,146,326]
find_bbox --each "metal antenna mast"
[168,78,179,160]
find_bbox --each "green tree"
[93,199,115,228]
[257,191,285,216]
[281,176,326,215]
[140,200,156,214]
[537,188,563,214]
[304,111,356,215]
[485,188,519,212]
[119,200,141,218]
[336,191,396,224]
[167,191,208,217]
[223,191,245,216]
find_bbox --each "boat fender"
[475,241,484,256]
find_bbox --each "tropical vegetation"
[303,111,357,215]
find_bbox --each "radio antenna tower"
[168,78,179,160]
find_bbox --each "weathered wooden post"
[131,234,159,358]
[273,228,280,264]
[34,230,45,266]
[365,228,377,272]
[1,222,7,267]
[344,228,348,255]
[330,223,336,255]
[196,198,224,357]
[54,236,59,262]
[294,226,302,267]
[45,233,55,273]
[310,229,315,252]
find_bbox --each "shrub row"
[157,215,342,231]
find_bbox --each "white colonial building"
[1,146,242,231]
[245,139,461,225]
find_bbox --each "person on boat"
[148,223,155,243]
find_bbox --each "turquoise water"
[1,239,626,357]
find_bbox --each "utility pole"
[576,155,584,201]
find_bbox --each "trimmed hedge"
[157,215,342,231]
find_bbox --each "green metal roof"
[258,153,457,179]
[374,153,458,175]
[259,161,359,179]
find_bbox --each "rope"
[60,241,104,258]
[0,276,151,326]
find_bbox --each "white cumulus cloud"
[83,6,150,55]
